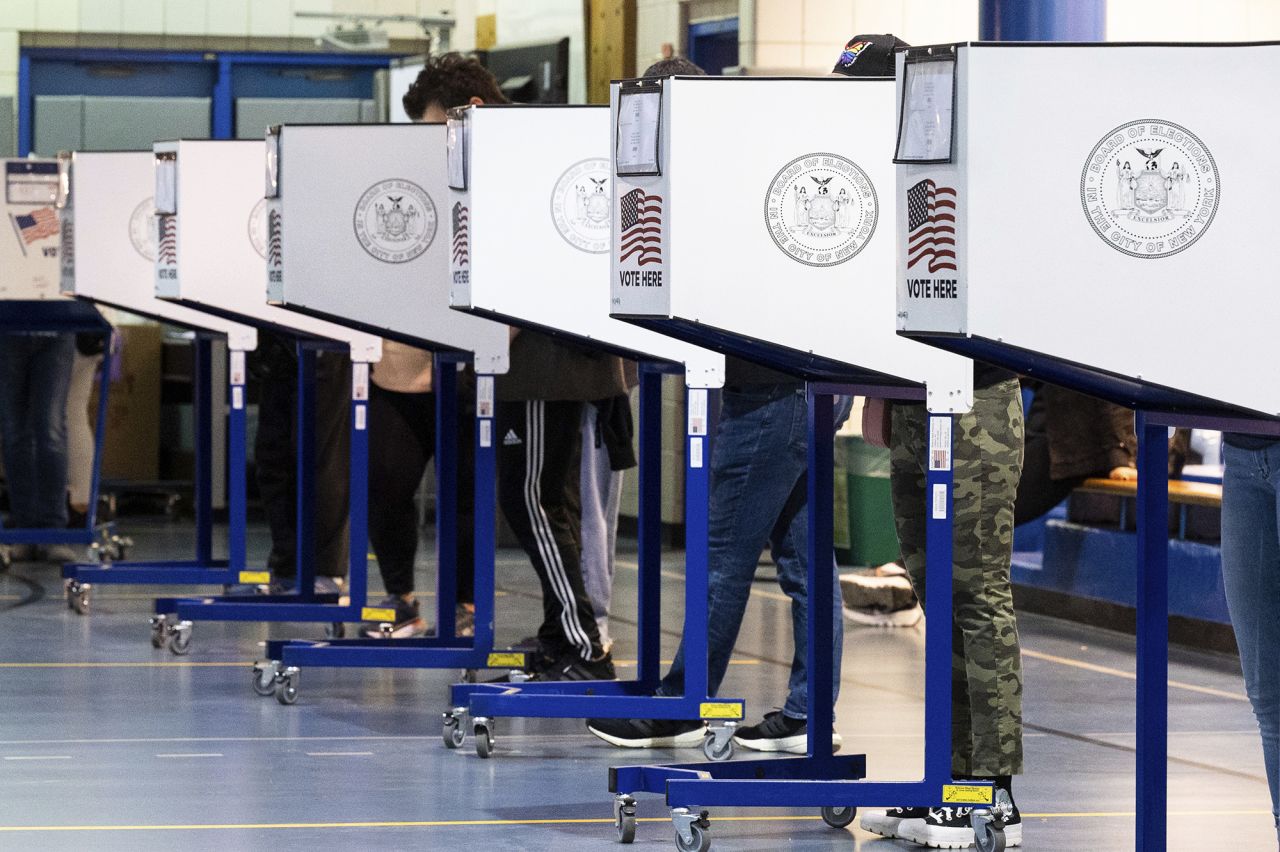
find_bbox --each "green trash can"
[837,435,900,568]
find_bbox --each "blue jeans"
[0,333,75,530]
[1221,442,1280,827]
[659,384,852,720]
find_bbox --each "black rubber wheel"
[701,733,734,762]
[974,821,1005,852]
[168,630,191,656]
[276,678,299,705]
[474,725,493,758]
[615,798,637,844]
[252,666,277,697]
[442,718,465,749]
[674,823,710,852]
[821,805,857,829]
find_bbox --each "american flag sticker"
[12,206,59,247]
[267,207,282,269]
[158,215,177,265]
[452,202,469,267]
[906,179,957,273]
[928,416,952,471]
[618,187,662,266]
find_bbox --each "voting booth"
[894,42,1280,850]
[443,102,737,758]
[0,158,113,558]
[254,123,514,688]
[605,74,993,850]
[55,150,258,613]
[149,139,383,655]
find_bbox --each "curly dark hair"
[401,52,509,120]
[641,57,706,78]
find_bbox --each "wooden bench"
[1073,478,1221,539]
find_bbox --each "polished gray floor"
[0,518,1273,851]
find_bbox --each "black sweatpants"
[254,335,351,580]
[1013,390,1091,527]
[368,383,475,602]
[497,399,603,662]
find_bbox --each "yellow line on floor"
[1021,649,1247,702]
[0,661,252,668]
[0,809,1271,832]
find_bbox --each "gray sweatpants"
[580,402,624,652]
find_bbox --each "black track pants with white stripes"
[496,399,604,662]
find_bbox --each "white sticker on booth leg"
[355,405,366,431]
[690,437,703,468]
[480,420,492,447]
[353,363,369,401]
[688,389,708,436]
[477,376,494,419]
[230,351,245,386]
[929,417,952,471]
[932,484,947,519]
[232,386,243,410]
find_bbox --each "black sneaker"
[859,807,928,839]
[586,717,706,748]
[530,651,616,681]
[360,595,426,638]
[733,710,843,754]
[898,796,1022,849]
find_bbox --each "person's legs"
[253,334,298,579]
[367,384,432,597]
[25,333,74,529]
[497,399,606,670]
[0,335,38,528]
[1221,442,1280,828]
[579,402,619,650]
[312,350,351,580]
[453,382,477,607]
[658,385,811,700]
[65,349,102,514]
[1013,390,1085,526]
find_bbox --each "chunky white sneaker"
[859,807,928,839]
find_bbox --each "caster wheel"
[149,615,169,648]
[252,662,278,697]
[275,669,300,705]
[324,622,346,639]
[461,669,478,684]
[442,712,466,749]
[973,821,1005,852]
[71,585,91,615]
[614,795,637,844]
[168,622,193,656]
[672,813,711,852]
[474,721,494,758]
[701,731,734,762]
[820,805,856,829]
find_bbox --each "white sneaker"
[859,807,928,839]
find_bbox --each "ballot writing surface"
[897,43,1280,417]
[450,104,722,388]
[269,124,508,374]
[611,77,971,411]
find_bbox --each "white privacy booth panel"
[895,42,1280,417]
[59,151,257,352]
[447,104,723,389]
[2,158,63,300]
[266,123,508,375]
[608,76,971,412]
[153,139,379,363]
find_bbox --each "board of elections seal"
[551,158,611,254]
[1080,120,1219,259]
[128,197,158,261]
[353,179,437,264]
[765,153,878,268]
[248,198,268,259]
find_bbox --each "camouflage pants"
[890,378,1025,777]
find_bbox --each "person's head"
[830,34,910,78]
[402,52,510,123]
[642,56,706,79]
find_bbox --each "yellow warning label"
[487,652,526,668]
[360,607,397,623]
[699,702,744,720]
[942,784,993,805]
[238,571,270,584]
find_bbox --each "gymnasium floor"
[0,519,1272,851]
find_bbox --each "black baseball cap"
[831,34,910,77]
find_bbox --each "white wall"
[1107,0,1280,40]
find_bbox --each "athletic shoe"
[267,576,345,596]
[7,544,39,563]
[840,568,923,628]
[586,717,706,748]
[455,603,475,637]
[898,797,1022,849]
[860,807,928,839]
[530,651,616,681]
[733,710,843,754]
[361,595,426,639]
